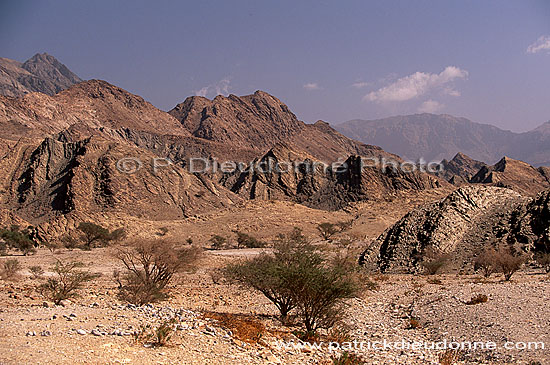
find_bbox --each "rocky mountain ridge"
[0,53,82,97]
[438,153,550,195]
[0,73,448,238]
[360,185,550,273]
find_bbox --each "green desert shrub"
[225,227,360,333]
[39,260,98,304]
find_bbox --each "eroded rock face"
[437,153,550,196]
[169,92,396,163]
[0,136,241,238]
[470,156,550,196]
[437,152,487,184]
[219,149,446,210]
[359,186,534,273]
[508,189,550,250]
[170,91,303,149]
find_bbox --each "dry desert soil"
[1,194,549,365]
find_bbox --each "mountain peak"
[26,52,55,63]
[533,120,550,135]
[451,152,474,162]
[169,90,303,149]
[0,52,82,97]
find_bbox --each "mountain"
[360,186,549,273]
[0,53,82,97]
[335,113,550,166]
[436,153,549,195]
[0,135,240,238]
[169,92,392,163]
[0,79,191,139]
[0,77,450,237]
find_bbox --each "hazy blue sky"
[1,0,549,131]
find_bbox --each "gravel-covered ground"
[1,247,548,364]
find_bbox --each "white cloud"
[303,82,321,90]
[364,66,468,103]
[418,99,444,113]
[194,86,209,97]
[193,77,231,97]
[527,35,550,54]
[351,81,369,89]
[443,87,461,97]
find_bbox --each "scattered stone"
[26,331,36,337]
[59,299,71,307]
[91,329,104,336]
[76,329,87,335]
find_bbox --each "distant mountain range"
[0,53,82,97]
[335,114,550,166]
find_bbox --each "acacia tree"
[0,225,37,255]
[495,247,525,281]
[225,227,360,333]
[76,222,126,249]
[225,228,313,322]
[293,256,359,333]
[474,248,499,278]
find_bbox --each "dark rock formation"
[360,186,550,273]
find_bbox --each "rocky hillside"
[470,156,550,196]
[0,77,452,238]
[170,92,392,162]
[359,186,550,273]
[218,145,446,210]
[0,53,82,97]
[0,80,190,139]
[435,153,549,196]
[0,136,240,239]
[336,113,550,166]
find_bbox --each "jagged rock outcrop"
[0,136,241,238]
[360,186,550,273]
[220,147,447,210]
[437,152,487,184]
[170,91,303,149]
[470,156,550,196]
[0,53,82,97]
[508,190,550,250]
